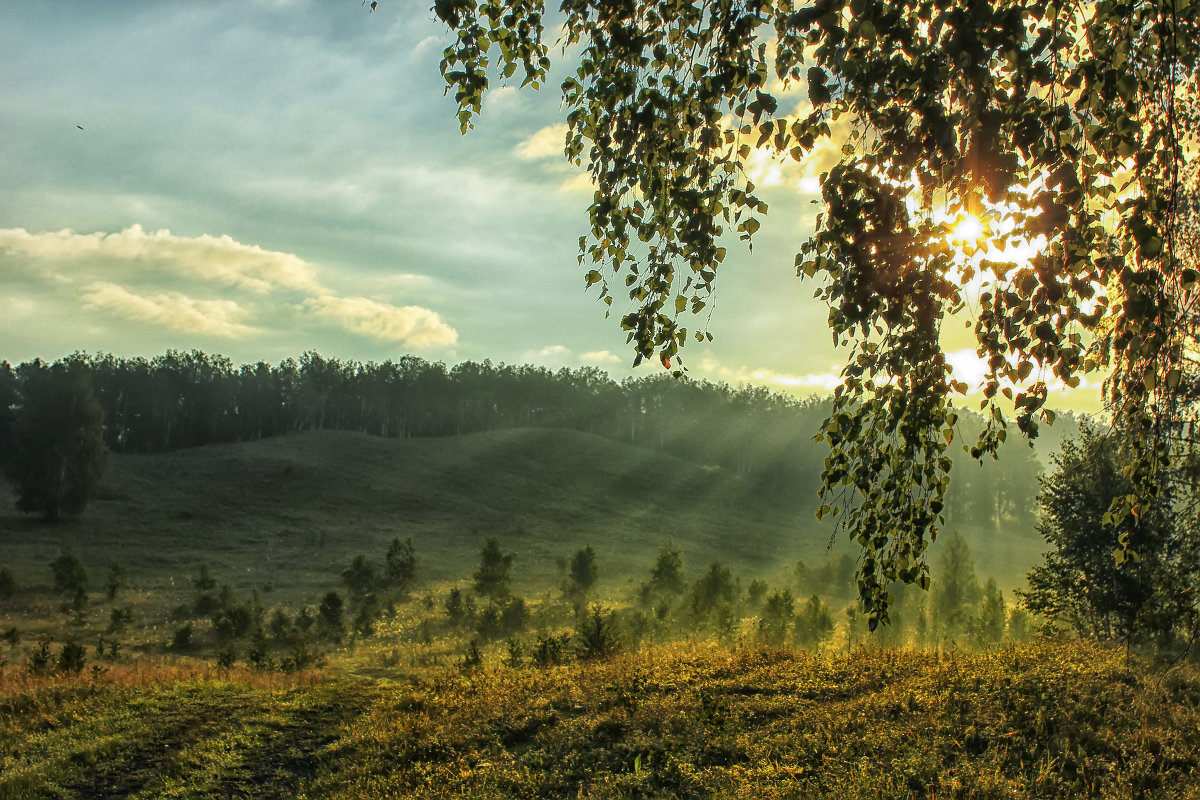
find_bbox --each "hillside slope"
[0,428,838,601]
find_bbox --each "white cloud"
[515,124,569,161]
[581,349,621,364]
[0,225,324,294]
[81,282,256,338]
[303,295,457,347]
[747,366,844,391]
[690,357,844,395]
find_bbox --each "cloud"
[515,124,569,161]
[690,357,844,395]
[81,282,256,338]
[303,295,457,347]
[746,366,844,392]
[581,349,621,364]
[0,225,324,294]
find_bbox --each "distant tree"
[638,541,686,617]
[500,596,529,636]
[0,565,15,599]
[50,550,88,597]
[353,593,383,636]
[318,591,345,639]
[746,579,769,611]
[103,563,124,602]
[445,587,467,627]
[975,578,1007,645]
[1007,607,1033,642]
[192,565,221,617]
[1020,427,1200,650]
[172,622,194,650]
[0,361,17,466]
[576,605,620,660]
[268,608,292,641]
[473,538,514,602]
[930,533,981,641]
[341,555,378,600]
[193,564,218,592]
[795,595,834,650]
[56,638,87,675]
[6,362,107,520]
[758,589,795,648]
[384,537,417,593]
[475,602,503,641]
[564,544,598,606]
[688,562,739,628]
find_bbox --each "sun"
[950,213,985,246]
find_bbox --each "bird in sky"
[76,125,84,130]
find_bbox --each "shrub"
[107,606,133,633]
[501,596,530,636]
[576,605,620,660]
[215,645,237,670]
[56,638,87,675]
[532,633,572,667]
[172,622,193,650]
[460,638,483,670]
[353,594,382,637]
[476,603,503,641]
[280,639,322,672]
[194,564,217,592]
[341,555,378,600]
[318,591,345,639]
[26,638,52,675]
[269,608,292,640]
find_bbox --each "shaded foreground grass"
[2,641,1198,799]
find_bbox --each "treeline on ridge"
[0,349,1063,530]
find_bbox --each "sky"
[0,1,1102,411]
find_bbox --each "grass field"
[0,430,1193,798]
[0,428,840,601]
[0,427,1044,598]
[2,641,1197,799]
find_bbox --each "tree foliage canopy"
[5,361,107,521]
[1021,425,1200,648]
[428,0,1200,624]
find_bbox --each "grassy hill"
[0,428,844,603]
[0,428,1043,599]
